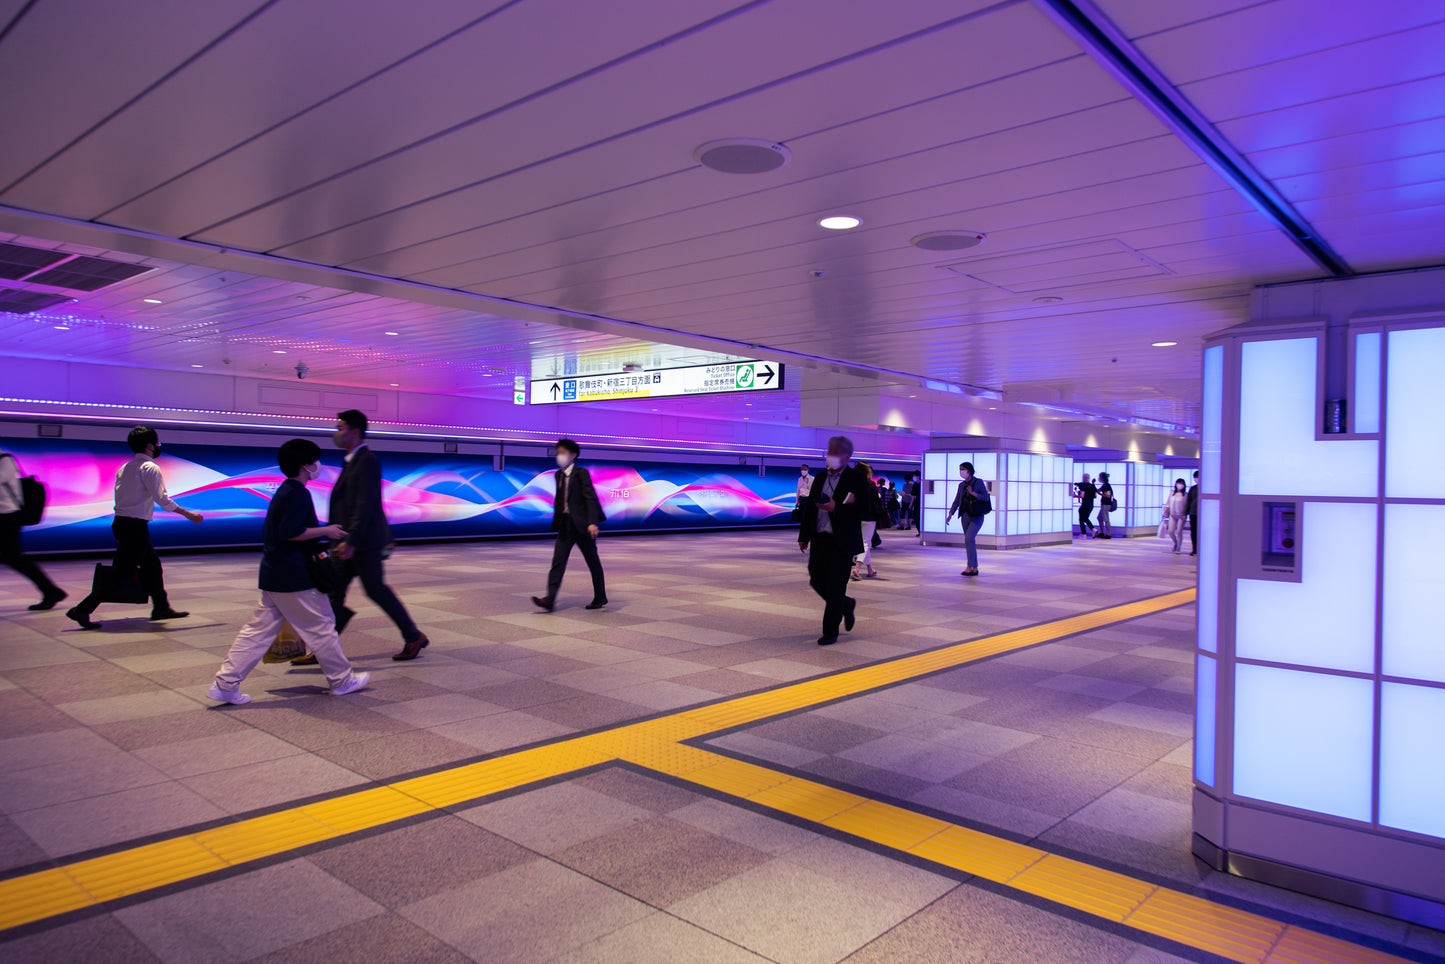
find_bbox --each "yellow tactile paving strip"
[0,586,1411,962]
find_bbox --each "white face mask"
[825,455,843,470]
[556,453,573,468]
[303,463,320,481]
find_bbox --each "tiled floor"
[1,530,1441,962]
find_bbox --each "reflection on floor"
[1,530,1441,962]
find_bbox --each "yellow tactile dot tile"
[1267,925,1414,964]
[749,778,866,823]
[1125,887,1285,962]
[301,787,433,834]
[0,869,95,931]
[192,810,335,865]
[676,755,793,799]
[1011,853,1157,922]
[65,837,227,902]
[908,824,1045,883]
[824,799,952,851]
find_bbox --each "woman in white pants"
[208,439,370,704]
[1164,478,1189,554]
[853,462,880,579]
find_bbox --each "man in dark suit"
[799,436,866,645]
[298,410,428,663]
[532,438,607,612]
[1186,470,1200,556]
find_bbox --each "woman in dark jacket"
[852,463,883,579]
[946,461,991,576]
[1096,472,1115,539]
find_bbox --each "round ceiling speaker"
[910,231,986,251]
[693,138,792,174]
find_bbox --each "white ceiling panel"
[1091,0,1264,40]
[0,0,270,191]
[1214,73,1445,154]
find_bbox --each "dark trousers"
[331,547,420,644]
[808,533,854,637]
[1078,504,1094,533]
[1189,514,1198,554]
[0,511,59,597]
[547,520,606,601]
[76,517,168,614]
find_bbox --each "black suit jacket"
[330,446,392,551]
[1186,483,1200,516]
[798,466,865,556]
[552,464,606,531]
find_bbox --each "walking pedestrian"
[0,449,65,611]
[208,439,370,704]
[945,462,991,576]
[1073,473,1098,538]
[66,427,202,629]
[1186,470,1200,556]
[799,436,866,645]
[1164,478,1189,553]
[532,438,608,612]
[296,410,429,663]
[852,462,881,580]
[794,463,814,525]
[1096,472,1115,539]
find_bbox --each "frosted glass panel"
[923,508,947,532]
[1238,338,1377,497]
[1198,499,1219,654]
[1195,654,1216,787]
[1383,503,1445,682]
[1386,326,1445,498]
[1380,682,1445,839]
[1202,345,1223,495]
[924,452,949,480]
[1235,501,1376,673]
[1353,331,1381,434]
[977,453,997,479]
[1233,664,1373,821]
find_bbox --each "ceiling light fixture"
[818,215,861,230]
[384,331,399,336]
[143,298,163,304]
[910,231,985,251]
[53,325,70,330]
[1152,341,1178,347]
[272,350,286,354]
[390,383,399,387]
[693,138,791,174]
[191,364,203,368]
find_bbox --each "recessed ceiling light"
[1152,341,1178,347]
[53,325,70,330]
[693,138,791,174]
[910,231,985,252]
[818,215,861,230]
[390,383,399,387]
[1033,296,1063,305]
[143,298,163,304]
[272,350,286,354]
[191,364,203,368]
[384,331,399,336]
[989,406,997,410]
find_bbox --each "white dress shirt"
[796,473,813,499]
[816,470,840,534]
[114,454,180,521]
[559,462,574,514]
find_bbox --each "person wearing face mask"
[799,436,866,645]
[209,439,369,703]
[532,438,607,612]
[794,463,814,525]
[66,426,203,630]
[300,410,428,662]
[945,461,991,576]
[1164,478,1190,554]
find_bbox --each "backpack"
[2,454,45,526]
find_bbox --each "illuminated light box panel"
[923,448,1073,549]
[1195,316,1445,923]
[1,438,803,552]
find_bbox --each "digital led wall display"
[0,439,799,553]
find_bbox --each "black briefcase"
[91,563,148,605]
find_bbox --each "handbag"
[262,621,306,663]
[91,563,148,604]
[871,530,883,549]
[306,545,338,595]
[2,454,45,526]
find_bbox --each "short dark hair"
[557,438,580,456]
[337,410,368,435]
[278,439,322,478]
[961,461,975,474]
[127,426,158,453]
[1175,478,1187,488]
[1194,470,1200,479]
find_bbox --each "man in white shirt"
[0,449,65,610]
[67,426,203,630]
[794,463,813,525]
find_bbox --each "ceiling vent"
[25,255,153,291]
[0,241,69,280]
[0,288,72,314]
[693,138,791,174]
[910,231,986,252]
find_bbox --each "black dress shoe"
[65,606,100,630]
[817,635,838,646]
[150,609,190,620]
[531,595,554,612]
[291,653,319,666]
[843,599,856,632]
[30,589,67,611]
[392,633,429,661]
[585,598,608,610]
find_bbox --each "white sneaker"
[207,682,251,705]
[330,671,371,696]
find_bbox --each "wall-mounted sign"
[530,361,782,405]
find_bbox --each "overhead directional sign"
[530,361,782,405]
